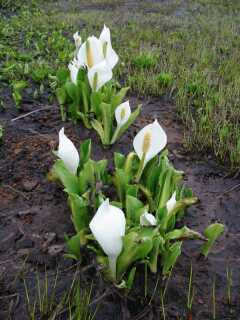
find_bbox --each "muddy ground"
[0,94,239,319]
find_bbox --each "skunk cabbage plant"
[55,25,140,145]
[49,124,224,289]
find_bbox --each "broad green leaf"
[91,91,102,117]
[126,184,139,198]
[200,223,224,257]
[56,87,67,105]
[144,159,161,196]
[94,159,108,182]
[79,139,92,167]
[114,152,125,169]
[91,119,105,145]
[111,86,130,113]
[81,81,90,114]
[49,160,80,194]
[165,226,206,241]
[65,81,79,103]
[101,102,112,145]
[68,193,89,233]
[126,195,145,224]
[113,168,130,203]
[149,236,164,273]
[157,169,173,210]
[56,68,69,84]
[78,160,95,194]
[65,233,81,260]
[77,67,87,83]
[117,228,156,280]
[124,152,137,176]
[162,241,182,275]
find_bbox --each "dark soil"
[0,95,239,319]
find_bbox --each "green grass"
[0,0,240,168]
[23,268,96,319]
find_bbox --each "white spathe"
[57,128,79,175]
[89,199,126,279]
[166,191,177,213]
[133,119,167,168]
[99,25,119,69]
[77,36,104,69]
[115,101,131,128]
[140,212,157,226]
[88,60,112,91]
[68,59,80,85]
[73,31,82,50]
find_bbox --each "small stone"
[44,232,56,243]
[22,179,39,192]
[48,244,64,256]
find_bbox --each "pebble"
[48,244,65,256]
[22,179,39,192]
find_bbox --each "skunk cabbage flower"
[166,191,177,213]
[73,31,82,50]
[57,128,79,175]
[77,36,104,69]
[140,212,157,226]
[133,119,167,168]
[115,101,131,128]
[88,60,112,91]
[68,59,80,85]
[99,24,119,69]
[89,199,126,279]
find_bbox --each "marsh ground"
[0,0,240,319]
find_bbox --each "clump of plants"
[49,120,224,288]
[55,26,141,146]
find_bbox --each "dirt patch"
[0,97,239,319]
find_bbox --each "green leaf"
[162,241,182,275]
[94,159,108,182]
[111,86,130,113]
[165,226,206,241]
[126,267,136,290]
[49,160,80,194]
[126,184,139,198]
[143,157,161,194]
[91,119,105,145]
[114,152,126,169]
[56,68,69,84]
[79,139,92,168]
[78,160,95,194]
[110,105,141,145]
[77,67,87,83]
[117,228,156,280]
[126,195,145,224]
[65,233,81,260]
[81,81,90,114]
[101,102,112,145]
[56,87,67,105]
[65,81,79,102]
[200,223,224,257]
[91,91,102,117]
[113,168,130,203]
[157,169,173,210]
[68,193,89,234]
[149,236,164,273]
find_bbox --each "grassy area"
[0,0,240,168]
